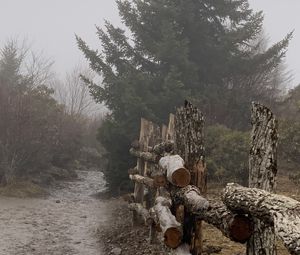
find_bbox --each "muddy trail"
[0,170,107,255]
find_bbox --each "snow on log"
[159,155,191,187]
[223,183,300,254]
[130,174,154,188]
[154,196,183,248]
[128,203,153,226]
[130,148,159,163]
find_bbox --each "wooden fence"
[127,101,300,255]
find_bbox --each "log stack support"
[127,101,300,254]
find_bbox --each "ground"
[0,172,296,255]
[0,170,107,255]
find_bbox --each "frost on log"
[248,103,278,255]
[223,183,300,255]
[153,196,183,249]
[159,155,191,187]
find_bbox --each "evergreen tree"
[77,0,292,191]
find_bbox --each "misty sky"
[0,0,299,87]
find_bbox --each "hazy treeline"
[0,40,103,186]
[76,0,300,192]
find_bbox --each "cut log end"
[164,227,182,249]
[229,215,254,243]
[172,168,191,187]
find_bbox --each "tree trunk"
[223,183,300,255]
[247,103,278,255]
[175,101,206,255]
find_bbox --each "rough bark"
[248,103,278,255]
[223,183,300,255]
[172,185,209,213]
[128,167,138,175]
[175,101,206,255]
[130,174,154,188]
[150,141,175,155]
[197,201,253,243]
[154,196,183,249]
[129,148,160,163]
[159,155,191,187]
[166,114,175,141]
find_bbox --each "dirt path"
[0,170,107,255]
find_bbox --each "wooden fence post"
[175,101,206,255]
[247,102,278,255]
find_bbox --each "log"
[175,101,206,255]
[130,174,154,188]
[197,201,253,243]
[159,155,191,187]
[223,183,300,255]
[128,203,153,226]
[172,185,209,213]
[248,103,278,255]
[129,148,159,163]
[151,141,175,155]
[154,196,183,248]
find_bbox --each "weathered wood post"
[247,102,278,255]
[132,118,148,225]
[175,101,206,255]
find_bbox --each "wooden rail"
[127,101,300,255]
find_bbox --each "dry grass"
[0,180,48,198]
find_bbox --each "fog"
[0,0,299,86]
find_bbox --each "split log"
[129,148,159,163]
[154,196,183,248]
[130,174,154,188]
[223,183,300,255]
[128,203,153,226]
[247,103,278,255]
[159,155,191,187]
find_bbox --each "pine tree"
[77,0,292,191]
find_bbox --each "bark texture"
[130,174,154,188]
[196,201,253,243]
[248,103,278,255]
[223,183,300,255]
[175,101,206,255]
